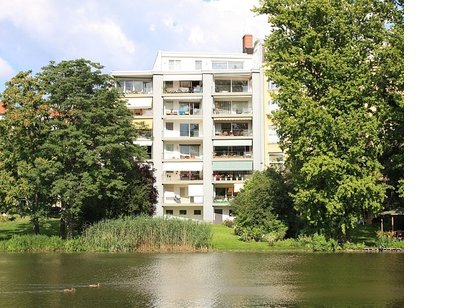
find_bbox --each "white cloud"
[0,57,14,80]
[72,19,136,55]
[188,26,205,46]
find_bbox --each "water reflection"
[0,252,403,307]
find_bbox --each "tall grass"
[82,215,212,252]
[0,215,212,253]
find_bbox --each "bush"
[297,233,339,252]
[223,219,234,228]
[342,241,366,250]
[2,235,65,252]
[375,231,404,249]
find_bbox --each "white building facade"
[112,35,265,223]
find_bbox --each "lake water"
[0,252,403,307]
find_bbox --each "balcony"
[164,171,203,182]
[164,102,201,117]
[214,152,252,159]
[214,80,250,93]
[214,129,252,137]
[163,81,203,94]
[117,80,152,95]
[214,101,252,115]
[212,171,252,182]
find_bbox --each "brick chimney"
[242,34,254,54]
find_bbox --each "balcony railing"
[164,86,203,94]
[214,129,252,137]
[164,153,203,160]
[164,171,203,182]
[213,151,252,159]
[164,109,201,116]
[213,196,235,204]
[213,108,252,115]
[213,172,251,182]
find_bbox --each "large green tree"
[255,0,403,238]
[0,71,57,234]
[233,169,296,241]
[0,59,158,238]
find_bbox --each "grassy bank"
[0,216,402,253]
[0,215,212,252]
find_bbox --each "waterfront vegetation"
[0,215,402,253]
[0,215,211,252]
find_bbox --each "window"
[166,209,173,215]
[268,125,279,144]
[180,144,200,158]
[212,61,244,70]
[215,80,231,92]
[228,61,243,69]
[180,123,199,137]
[179,210,187,215]
[268,80,278,90]
[166,122,174,131]
[116,79,152,94]
[215,80,249,93]
[168,60,181,70]
[179,102,200,115]
[212,61,227,69]
[195,60,202,70]
[194,210,202,215]
[268,100,279,113]
[180,187,188,197]
[269,152,284,164]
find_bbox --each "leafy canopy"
[255,0,403,238]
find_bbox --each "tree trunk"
[31,217,40,235]
[60,217,66,239]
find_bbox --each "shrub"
[375,231,404,249]
[297,233,339,252]
[223,219,234,228]
[342,241,366,250]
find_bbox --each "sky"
[0,0,270,93]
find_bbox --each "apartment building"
[112,35,265,223]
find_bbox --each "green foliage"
[255,0,404,238]
[375,231,404,249]
[81,215,212,252]
[297,233,340,252]
[233,169,295,242]
[0,216,212,252]
[1,235,65,252]
[0,59,157,238]
[341,241,367,251]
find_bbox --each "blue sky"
[0,0,269,93]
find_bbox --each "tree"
[37,59,153,238]
[255,0,403,238]
[232,169,295,242]
[0,59,158,238]
[0,71,57,234]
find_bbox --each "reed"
[0,234,65,252]
[81,215,212,252]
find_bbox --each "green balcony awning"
[212,161,253,171]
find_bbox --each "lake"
[0,252,403,307]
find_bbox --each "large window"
[268,125,279,144]
[214,101,251,114]
[212,61,244,70]
[179,102,200,115]
[168,60,181,70]
[180,144,200,158]
[117,79,152,94]
[180,123,199,137]
[215,80,249,93]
